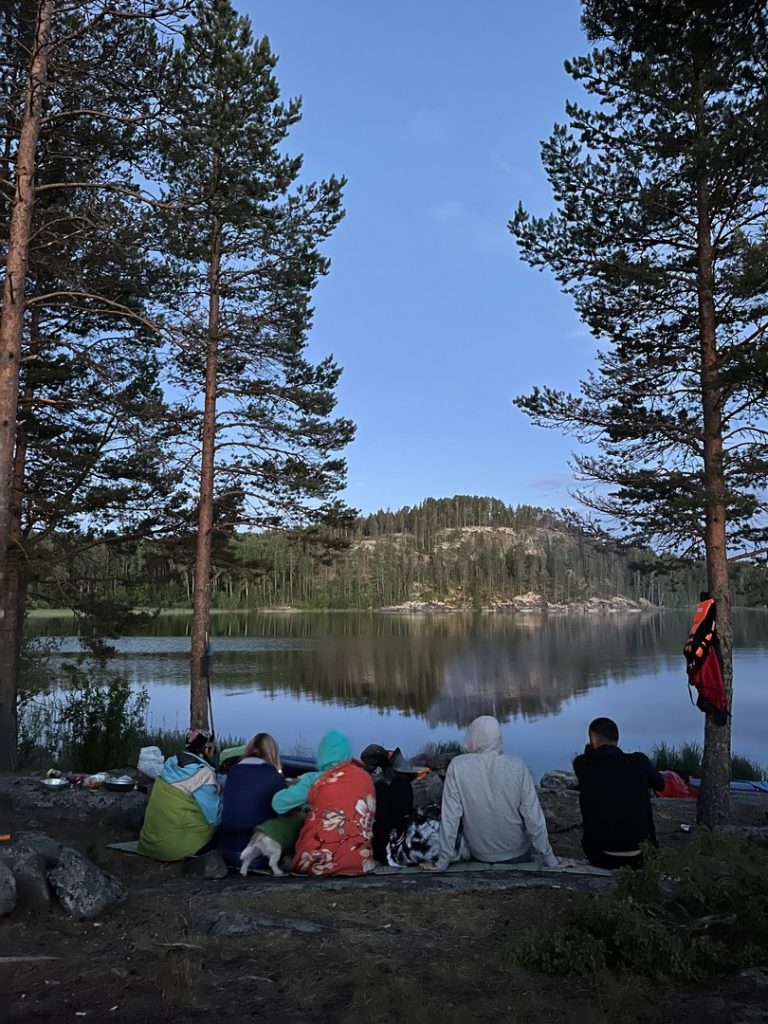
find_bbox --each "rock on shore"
[378,595,657,614]
[0,833,126,920]
[0,776,147,831]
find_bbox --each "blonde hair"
[244,732,281,772]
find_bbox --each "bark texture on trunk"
[0,1,52,771]
[189,216,221,730]
[693,114,732,829]
[0,387,30,771]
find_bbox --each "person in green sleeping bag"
[138,730,223,861]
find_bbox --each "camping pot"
[104,776,135,793]
[39,777,69,790]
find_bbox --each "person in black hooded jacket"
[360,744,414,863]
[573,717,665,870]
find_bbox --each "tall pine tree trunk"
[693,100,732,828]
[0,383,31,771]
[0,0,52,770]
[189,217,221,730]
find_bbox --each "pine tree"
[0,1,188,767]
[510,0,768,827]
[0,0,186,566]
[154,0,354,727]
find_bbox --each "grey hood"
[462,716,503,754]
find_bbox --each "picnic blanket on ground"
[108,840,145,855]
[106,841,610,876]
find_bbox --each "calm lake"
[27,609,767,780]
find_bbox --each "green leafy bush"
[18,665,150,772]
[511,835,768,980]
[57,666,149,772]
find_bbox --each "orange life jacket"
[683,597,716,669]
[683,598,728,725]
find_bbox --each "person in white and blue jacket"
[139,730,223,861]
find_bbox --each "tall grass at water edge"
[17,672,764,780]
[651,740,767,781]
[18,695,464,774]
[418,739,463,757]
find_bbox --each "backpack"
[683,596,728,726]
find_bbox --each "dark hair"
[185,729,214,756]
[360,744,390,771]
[588,717,619,744]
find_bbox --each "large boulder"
[0,777,147,831]
[12,832,62,868]
[48,847,126,919]
[0,844,50,913]
[539,770,579,793]
[0,858,17,917]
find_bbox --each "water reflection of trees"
[27,610,768,729]
[211,612,694,724]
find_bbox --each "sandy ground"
[1,791,767,1024]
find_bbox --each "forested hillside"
[39,496,768,612]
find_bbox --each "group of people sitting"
[137,714,664,876]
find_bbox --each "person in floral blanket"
[272,730,375,876]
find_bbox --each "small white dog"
[239,814,304,876]
[239,827,286,876]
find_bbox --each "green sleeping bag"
[138,777,215,861]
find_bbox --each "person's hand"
[419,861,440,872]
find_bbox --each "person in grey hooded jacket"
[428,715,558,871]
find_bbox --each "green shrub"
[510,835,768,980]
[515,927,606,975]
[57,666,150,772]
[18,665,149,772]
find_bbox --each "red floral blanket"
[293,760,376,876]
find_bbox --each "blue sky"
[241,0,595,516]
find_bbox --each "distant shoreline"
[22,603,768,619]
[25,603,659,617]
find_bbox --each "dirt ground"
[1,793,767,1024]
